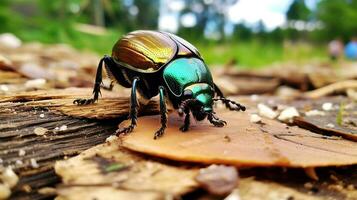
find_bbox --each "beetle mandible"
[74,30,246,139]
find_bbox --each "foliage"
[286,0,310,21]
[316,0,357,41]
[195,40,325,68]
[0,0,333,67]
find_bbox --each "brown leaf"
[121,110,357,167]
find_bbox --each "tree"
[285,0,311,41]
[316,0,357,41]
[287,0,310,21]
[178,0,237,41]
[233,23,253,41]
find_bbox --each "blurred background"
[2,0,357,68]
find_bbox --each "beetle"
[74,30,245,139]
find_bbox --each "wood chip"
[33,127,48,136]
[55,138,199,200]
[121,110,357,167]
[239,178,322,200]
[0,88,159,120]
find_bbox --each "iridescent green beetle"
[74,30,245,139]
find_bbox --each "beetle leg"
[154,86,168,139]
[213,83,246,111]
[74,55,112,105]
[179,108,190,132]
[207,112,227,127]
[101,80,114,91]
[116,77,140,135]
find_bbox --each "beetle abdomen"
[105,61,162,99]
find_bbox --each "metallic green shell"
[186,83,214,112]
[163,58,213,97]
[111,30,201,73]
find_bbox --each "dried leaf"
[121,110,357,167]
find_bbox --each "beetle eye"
[183,90,193,98]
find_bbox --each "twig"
[304,80,357,99]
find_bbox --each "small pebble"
[39,114,45,118]
[304,182,313,190]
[30,159,39,169]
[0,85,9,92]
[18,149,26,157]
[328,184,344,192]
[0,184,11,199]
[0,33,22,48]
[105,135,118,143]
[326,123,335,128]
[25,78,46,89]
[25,79,46,90]
[34,127,48,136]
[305,110,325,117]
[250,114,262,123]
[278,107,299,123]
[322,102,333,111]
[196,164,238,195]
[250,94,259,101]
[15,160,23,166]
[59,125,67,131]
[0,167,19,188]
[257,103,278,119]
[347,184,355,190]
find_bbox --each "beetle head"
[179,83,214,121]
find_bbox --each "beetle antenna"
[213,97,246,111]
[178,99,197,116]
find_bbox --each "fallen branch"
[304,80,357,99]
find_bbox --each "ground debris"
[293,97,357,141]
[0,97,118,199]
[195,165,238,195]
[33,127,48,136]
[55,138,199,200]
[0,167,19,199]
[0,88,158,119]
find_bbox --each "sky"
[159,0,318,33]
[227,0,317,30]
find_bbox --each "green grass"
[17,26,121,54]
[16,28,327,68]
[196,41,327,68]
